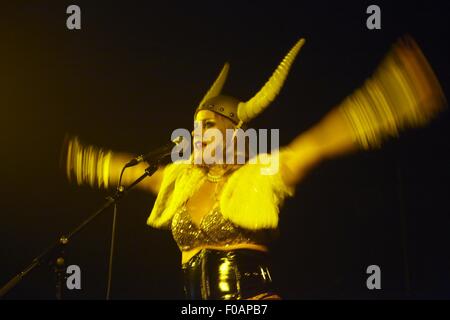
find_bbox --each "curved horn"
[198,62,230,107]
[237,38,305,122]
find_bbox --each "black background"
[0,0,449,299]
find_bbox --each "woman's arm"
[280,106,357,187]
[63,136,164,195]
[281,36,446,188]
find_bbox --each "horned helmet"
[195,38,305,128]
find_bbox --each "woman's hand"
[280,36,446,189]
[63,135,165,195]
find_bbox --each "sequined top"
[147,153,294,231]
[171,204,274,251]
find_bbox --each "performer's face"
[193,110,235,164]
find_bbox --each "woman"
[64,36,446,299]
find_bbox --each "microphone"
[124,136,184,168]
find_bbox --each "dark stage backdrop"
[0,0,449,299]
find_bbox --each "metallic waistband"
[182,248,275,300]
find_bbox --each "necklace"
[206,164,236,183]
[206,171,223,183]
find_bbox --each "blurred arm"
[63,136,164,195]
[281,36,446,188]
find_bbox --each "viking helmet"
[195,38,305,126]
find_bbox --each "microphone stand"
[0,162,159,299]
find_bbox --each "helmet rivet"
[219,107,224,111]
[230,113,234,117]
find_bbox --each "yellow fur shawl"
[146,154,294,230]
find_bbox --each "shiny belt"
[182,248,275,300]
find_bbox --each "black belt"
[182,248,276,300]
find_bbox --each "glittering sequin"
[171,205,267,251]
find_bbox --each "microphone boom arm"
[0,162,159,299]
